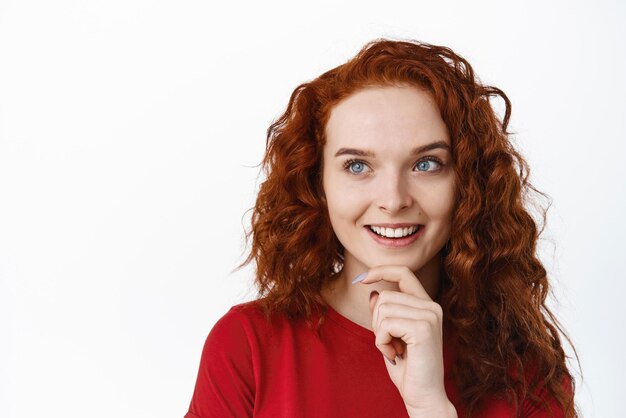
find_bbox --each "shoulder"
[198,300,269,370]
[206,299,289,345]
[206,300,266,340]
[507,359,573,418]
[520,368,573,418]
[187,302,264,417]
[444,332,573,417]
[217,299,282,329]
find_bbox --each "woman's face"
[322,85,456,274]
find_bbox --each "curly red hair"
[238,38,579,417]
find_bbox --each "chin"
[365,253,428,271]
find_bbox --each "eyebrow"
[334,140,450,158]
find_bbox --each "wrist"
[406,400,457,418]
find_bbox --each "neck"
[321,254,443,331]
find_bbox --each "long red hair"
[238,38,579,417]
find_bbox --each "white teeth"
[369,225,419,238]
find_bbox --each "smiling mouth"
[366,225,422,239]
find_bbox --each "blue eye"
[415,159,442,172]
[349,162,365,173]
[343,159,369,174]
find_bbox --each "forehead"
[324,85,449,148]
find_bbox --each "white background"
[1,1,624,417]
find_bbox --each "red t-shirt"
[184,300,566,417]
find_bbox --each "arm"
[185,309,255,418]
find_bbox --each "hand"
[355,265,455,416]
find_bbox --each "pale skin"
[320,85,458,417]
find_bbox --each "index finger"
[352,265,432,300]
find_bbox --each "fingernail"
[384,355,396,366]
[351,272,368,284]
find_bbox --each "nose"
[376,172,413,214]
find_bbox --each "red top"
[184,300,566,418]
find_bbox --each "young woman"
[184,39,579,418]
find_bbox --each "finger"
[369,290,379,314]
[355,265,431,300]
[369,291,379,339]
[370,291,404,359]
[391,337,405,359]
[374,303,441,334]
[374,317,419,362]
[373,303,439,360]
[370,291,443,340]
[377,317,440,350]
[375,290,444,316]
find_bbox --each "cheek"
[326,192,358,224]
[324,199,357,248]
[323,181,345,224]
[324,187,369,238]
[323,172,362,216]
[420,181,456,220]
